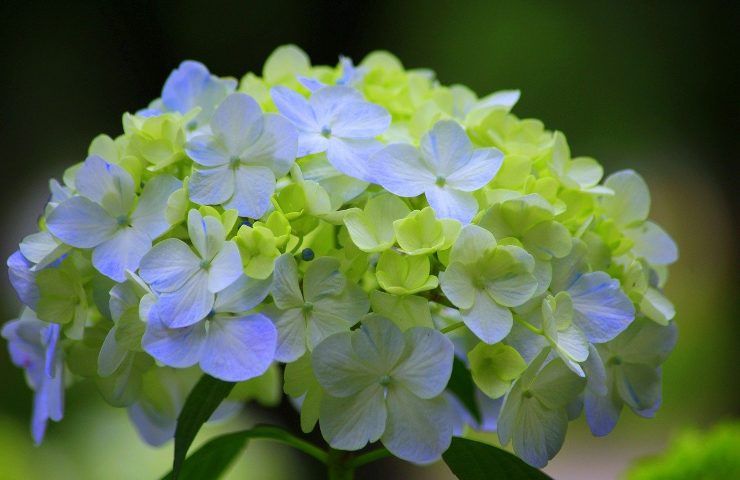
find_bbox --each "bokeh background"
[0,1,737,479]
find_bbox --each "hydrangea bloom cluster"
[4,45,678,467]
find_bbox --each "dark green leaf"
[161,425,329,480]
[447,357,482,424]
[443,437,552,479]
[172,375,235,480]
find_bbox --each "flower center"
[229,155,241,169]
[302,302,314,314]
[607,355,623,366]
[523,390,534,399]
[320,125,332,138]
[435,176,446,187]
[199,259,211,270]
[206,309,216,320]
[116,215,130,226]
[379,375,392,386]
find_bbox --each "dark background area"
[0,1,737,479]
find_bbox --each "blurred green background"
[0,1,736,479]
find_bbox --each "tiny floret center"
[435,176,447,187]
[116,215,130,226]
[302,302,314,314]
[199,259,211,269]
[523,389,534,399]
[320,125,332,138]
[607,355,623,366]
[229,155,241,168]
[379,375,392,386]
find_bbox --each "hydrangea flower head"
[3,46,679,472]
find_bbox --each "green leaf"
[443,437,552,480]
[446,357,482,424]
[162,425,329,480]
[172,375,236,480]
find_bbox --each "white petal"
[462,290,513,344]
[393,327,453,398]
[223,165,276,218]
[271,254,304,309]
[211,93,264,154]
[351,316,405,374]
[370,143,433,196]
[312,331,378,397]
[425,186,478,224]
[46,196,116,248]
[187,210,226,261]
[271,86,319,132]
[131,175,182,239]
[200,314,277,382]
[75,155,135,216]
[139,238,201,293]
[319,386,386,451]
[382,387,453,464]
[624,221,678,265]
[93,227,151,282]
[271,307,308,363]
[601,169,650,226]
[446,148,503,191]
[188,166,235,207]
[207,241,243,292]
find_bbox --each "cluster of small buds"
[3,45,678,467]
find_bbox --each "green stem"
[327,448,354,480]
[249,425,329,464]
[515,317,544,335]
[441,321,466,334]
[347,447,392,469]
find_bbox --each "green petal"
[370,291,434,330]
[344,194,410,252]
[468,342,527,399]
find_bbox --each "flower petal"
[75,155,135,216]
[214,275,272,314]
[139,238,201,293]
[330,101,390,138]
[569,272,635,343]
[223,165,276,218]
[207,240,243,293]
[185,135,230,167]
[200,314,277,382]
[46,196,117,248]
[271,86,319,132]
[141,315,206,368]
[92,227,151,282]
[370,143,434,196]
[187,210,226,261]
[419,120,473,176]
[131,174,182,239]
[271,306,307,363]
[462,290,513,344]
[313,331,378,397]
[271,254,304,309]
[326,137,381,183]
[393,327,454,398]
[382,387,453,464]
[425,186,478,224]
[188,165,235,207]
[241,113,298,176]
[446,148,503,191]
[211,93,264,154]
[153,271,213,328]
[319,386,386,451]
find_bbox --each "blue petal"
[425,186,478,224]
[131,175,182,239]
[75,155,135,216]
[162,60,236,124]
[207,241,243,293]
[200,314,277,382]
[46,196,117,248]
[370,143,434,196]
[7,251,39,307]
[240,113,298,176]
[152,271,214,328]
[141,312,206,367]
[223,165,276,218]
[569,272,635,343]
[326,137,381,183]
[139,238,201,293]
[271,86,319,133]
[419,121,473,176]
[445,147,504,192]
[185,135,230,167]
[189,165,235,206]
[92,227,151,281]
[214,274,272,314]
[211,93,265,154]
[329,100,390,139]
